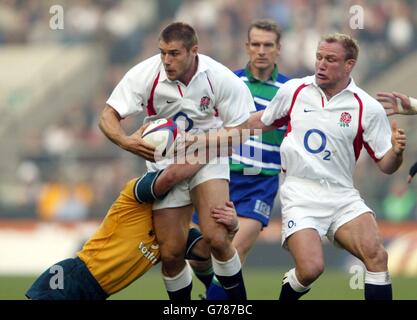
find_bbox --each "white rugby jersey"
[107,54,255,133]
[261,75,392,188]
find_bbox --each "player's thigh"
[190,178,229,237]
[232,217,262,262]
[286,228,324,269]
[153,205,194,255]
[334,212,384,261]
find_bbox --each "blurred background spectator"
[382,177,417,222]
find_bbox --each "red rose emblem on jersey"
[338,112,352,127]
[199,96,211,112]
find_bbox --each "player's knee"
[297,260,324,284]
[362,244,388,271]
[160,244,186,265]
[203,231,229,253]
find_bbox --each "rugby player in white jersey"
[248,33,407,300]
[99,22,255,300]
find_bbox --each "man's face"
[159,40,197,81]
[315,41,355,89]
[246,28,280,72]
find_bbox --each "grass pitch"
[1,268,416,300]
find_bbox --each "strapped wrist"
[398,96,417,114]
[408,96,417,114]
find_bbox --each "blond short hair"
[321,33,359,60]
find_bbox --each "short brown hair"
[159,22,198,51]
[320,33,359,60]
[248,19,281,44]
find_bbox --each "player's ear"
[345,59,356,73]
[191,45,198,56]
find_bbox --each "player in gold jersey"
[26,163,239,300]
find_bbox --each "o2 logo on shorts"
[287,220,296,228]
[303,128,331,161]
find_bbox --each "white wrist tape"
[409,96,417,114]
[397,96,417,115]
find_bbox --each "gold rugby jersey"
[77,178,160,295]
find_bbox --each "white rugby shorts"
[152,157,230,210]
[279,175,374,248]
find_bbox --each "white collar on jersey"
[159,54,209,84]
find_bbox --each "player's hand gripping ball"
[141,118,179,157]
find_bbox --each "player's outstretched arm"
[376,91,417,116]
[377,120,406,174]
[99,105,156,162]
[408,162,417,184]
[186,111,278,157]
[247,110,278,133]
[153,163,205,198]
[137,144,234,203]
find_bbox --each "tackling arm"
[185,111,279,157]
[153,163,205,197]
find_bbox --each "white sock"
[283,268,311,293]
[211,250,241,277]
[365,270,391,285]
[163,262,192,292]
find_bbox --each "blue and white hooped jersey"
[261,75,392,188]
[230,67,289,176]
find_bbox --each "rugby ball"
[141,118,179,156]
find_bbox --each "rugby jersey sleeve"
[214,68,256,128]
[261,79,298,126]
[106,56,158,118]
[362,99,393,161]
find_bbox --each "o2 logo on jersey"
[173,111,194,132]
[303,129,331,161]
